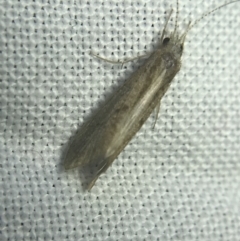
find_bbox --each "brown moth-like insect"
[64,0,240,189]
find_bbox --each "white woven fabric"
[1,0,240,240]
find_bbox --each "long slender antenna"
[173,0,179,36]
[184,0,240,39]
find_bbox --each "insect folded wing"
[64,124,104,170]
[64,93,120,171]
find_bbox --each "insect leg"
[152,82,172,130]
[152,101,161,130]
[90,51,150,68]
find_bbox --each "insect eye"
[163,37,170,45]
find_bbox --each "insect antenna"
[173,0,180,37]
[184,0,240,40]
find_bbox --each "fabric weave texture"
[1,0,240,240]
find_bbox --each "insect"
[64,0,240,190]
